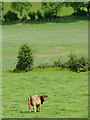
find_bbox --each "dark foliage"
[11,2,32,20]
[53,59,68,68]
[72,9,87,16]
[36,10,43,20]
[52,53,88,72]
[28,12,36,21]
[15,44,33,72]
[41,2,63,20]
[67,53,88,72]
[44,10,53,19]
[3,10,19,21]
[22,15,27,21]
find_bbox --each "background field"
[2,12,88,118]
[2,20,88,70]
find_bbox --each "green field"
[2,68,88,118]
[2,20,88,70]
[2,19,88,118]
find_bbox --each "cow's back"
[31,95,41,106]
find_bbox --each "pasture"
[2,20,88,70]
[2,20,88,118]
[2,68,88,118]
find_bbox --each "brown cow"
[28,95,48,112]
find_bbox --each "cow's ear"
[46,95,48,98]
[42,95,44,98]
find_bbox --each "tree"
[1,2,4,11]
[64,2,90,16]
[64,2,84,13]
[3,10,19,21]
[11,2,32,19]
[15,44,33,71]
[85,2,90,16]
[41,2,64,19]
[36,10,43,20]
[28,11,36,20]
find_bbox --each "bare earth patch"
[17,23,23,26]
[34,46,68,57]
[34,52,68,57]
[56,46,64,49]
[3,46,67,58]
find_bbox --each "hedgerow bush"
[44,10,52,20]
[53,60,68,68]
[36,10,43,20]
[22,15,27,21]
[52,53,88,72]
[38,62,52,68]
[14,44,33,72]
[37,53,88,72]
[72,9,87,16]
[28,12,36,21]
[53,59,62,67]
[3,10,19,22]
[67,53,88,72]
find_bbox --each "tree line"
[2,2,90,22]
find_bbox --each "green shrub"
[38,62,52,69]
[67,53,88,72]
[15,44,33,72]
[28,12,36,21]
[22,15,27,21]
[52,53,88,72]
[41,2,63,19]
[53,59,61,67]
[3,10,19,22]
[53,59,68,68]
[72,9,87,16]
[36,10,43,20]
[43,10,53,20]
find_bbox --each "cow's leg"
[29,104,31,112]
[39,104,41,112]
[28,97,31,112]
[33,106,36,112]
[36,105,39,112]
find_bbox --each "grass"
[2,20,88,70]
[2,68,88,118]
